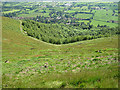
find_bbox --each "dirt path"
[20,20,25,35]
[19,20,62,46]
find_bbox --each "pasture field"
[80,10,91,12]
[66,10,76,13]
[81,6,88,10]
[17,13,40,18]
[2,17,119,88]
[93,9,118,21]
[78,20,89,24]
[71,7,80,10]
[74,13,93,19]
[17,13,49,18]
[91,20,118,27]
[2,9,20,14]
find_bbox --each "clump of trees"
[22,20,119,44]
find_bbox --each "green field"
[93,9,118,21]
[81,6,88,10]
[91,20,118,27]
[17,13,49,17]
[74,13,93,19]
[2,17,119,88]
[66,10,76,13]
[3,9,20,14]
[78,20,89,24]
[17,13,40,17]
[71,7,80,10]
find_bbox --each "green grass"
[91,19,118,27]
[93,9,118,21]
[74,13,92,19]
[17,13,39,17]
[81,6,88,10]
[2,17,119,88]
[18,13,49,17]
[71,7,81,11]
[115,10,118,13]
[78,20,90,24]
[81,10,91,12]
[3,9,20,14]
[66,10,76,13]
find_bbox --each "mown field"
[2,17,119,88]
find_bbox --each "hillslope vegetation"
[2,17,119,88]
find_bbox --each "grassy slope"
[2,17,119,88]
[2,17,56,61]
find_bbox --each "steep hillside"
[2,17,56,61]
[2,17,118,88]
